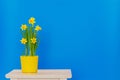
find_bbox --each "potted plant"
[20,17,42,73]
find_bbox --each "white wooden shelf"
[5,69,72,80]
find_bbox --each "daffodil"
[21,24,27,30]
[29,17,35,25]
[20,38,27,44]
[31,37,37,44]
[35,25,42,31]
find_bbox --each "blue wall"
[0,0,120,80]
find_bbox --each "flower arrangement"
[20,17,42,56]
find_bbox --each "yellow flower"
[29,17,35,24]
[35,25,42,31]
[31,37,37,44]
[21,24,27,30]
[20,38,27,44]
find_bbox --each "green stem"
[25,46,28,56]
[28,26,31,56]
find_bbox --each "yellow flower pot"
[20,56,38,73]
